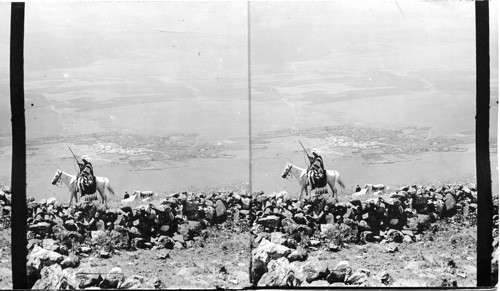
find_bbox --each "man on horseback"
[307,149,327,191]
[77,155,96,195]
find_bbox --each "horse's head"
[281,163,292,179]
[51,170,62,185]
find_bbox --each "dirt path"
[79,230,251,289]
[303,221,477,287]
[0,228,11,289]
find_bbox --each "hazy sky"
[0,1,497,141]
[23,2,248,70]
[250,1,489,70]
[0,1,496,74]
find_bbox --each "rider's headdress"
[81,155,89,162]
[311,148,320,156]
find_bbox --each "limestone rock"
[257,257,300,287]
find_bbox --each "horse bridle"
[282,164,292,179]
[52,171,63,185]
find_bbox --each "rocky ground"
[250,183,499,287]
[0,228,10,290]
[0,180,498,289]
[0,184,11,289]
[70,229,250,289]
[1,183,252,289]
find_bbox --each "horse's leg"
[326,178,333,200]
[331,182,337,202]
[75,186,79,204]
[100,183,108,208]
[74,181,80,203]
[69,190,76,207]
[106,181,115,196]
[299,176,307,200]
[101,188,108,208]
[301,181,309,200]
[331,177,339,202]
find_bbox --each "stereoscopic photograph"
[248,1,497,288]
[0,0,497,289]
[3,2,251,289]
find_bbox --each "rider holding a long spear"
[299,141,327,191]
[69,148,96,195]
[307,149,327,190]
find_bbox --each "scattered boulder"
[118,275,152,289]
[252,239,292,283]
[253,239,292,265]
[79,273,103,289]
[384,243,399,253]
[99,267,124,289]
[346,269,370,285]
[214,199,227,221]
[60,254,80,269]
[445,193,457,217]
[31,264,69,289]
[27,245,66,275]
[288,248,308,262]
[376,270,392,285]
[257,257,300,287]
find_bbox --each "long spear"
[69,147,79,164]
[69,147,81,173]
[298,140,312,167]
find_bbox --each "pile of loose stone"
[0,186,12,228]
[26,190,252,289]
[14,181,500,288]
[250,183,496,287]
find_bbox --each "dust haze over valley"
[0,1,497,201]
[0,2,250,201]
[249,1,498,195]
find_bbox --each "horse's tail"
[106,180,115,196]
[330,172,345,201]
[336,174,346,190]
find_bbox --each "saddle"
[308,170,327,190]
[78,176,97,195]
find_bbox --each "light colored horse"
[281,163,345,200]
[51,169,115,208]
[132,190,155,197]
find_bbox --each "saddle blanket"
[311,186,329,196]
[78,176,96,195]
[82,193,99,202]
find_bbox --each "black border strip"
[476,0,493,288]
[248,0,254,286]
[9,2,27,290]
[6,1,496,290]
